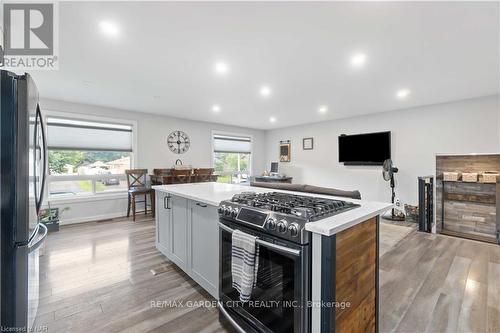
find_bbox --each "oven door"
[219,220,310,333]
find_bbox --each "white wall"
[43,95,500,224]
[43,194,130,225]
[498,95,500,147]
[40,98,267,224]
[264,95,500,205]
[41,98,267,172]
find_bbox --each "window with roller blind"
[212,133,252,184]
[46,116,135,198]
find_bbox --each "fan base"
[382,211,406,222]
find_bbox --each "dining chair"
[193,168,214,182]
[150,168,172,185]
[167,169,192,184]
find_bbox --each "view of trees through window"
[49,150,130,175]
[214,152,250,184]
[48,150,131,197]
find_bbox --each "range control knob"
[288,223,300,237]
[265,217,277,230]
[277,220,289,233]
[231,208,239,218]
[218,205,225,215]
[224,207,232,216]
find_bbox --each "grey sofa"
[250,182,361,200]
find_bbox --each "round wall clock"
[167,131,190,154]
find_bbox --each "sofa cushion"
[303,185,361,200]
[250,182,361,200]
[250,182,306,192]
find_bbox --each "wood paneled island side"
[312,217,379,333]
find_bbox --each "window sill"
[46,191,128,205]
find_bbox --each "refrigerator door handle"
[28,223,47,253]
[35,105,47,213]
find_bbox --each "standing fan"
[382,159,405,221]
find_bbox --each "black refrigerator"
[1,70,48,330]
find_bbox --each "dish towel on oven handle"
[231,229,260,302]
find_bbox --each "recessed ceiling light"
[318,105,328,114]
[211,105,221,113]
[214,62,229,75]
[153,95,160,99]
[99,21,120,37]
[396,88,410,99]
[260,85,272,97]
[350,53,367,68]
[269,116,276,123]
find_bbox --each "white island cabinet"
[155,191,171,256]
[189,200,219,295]
[155,191,219,298]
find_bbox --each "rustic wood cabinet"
[436,154,500,244]
[441,181,497,243]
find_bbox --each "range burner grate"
[230,191,359,220]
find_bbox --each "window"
[46,116,134,198]
[213,133,251,184]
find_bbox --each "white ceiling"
[31,1,500,130]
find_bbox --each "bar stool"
[126,169,155,221]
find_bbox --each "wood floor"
[379,221,416,257]
[34,216,500,333]
[34,215,225,333]
[380,228,500,333]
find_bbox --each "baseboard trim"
[59,212,127,226]
[43,193,128,205]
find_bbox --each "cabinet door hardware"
[164,195,171,209]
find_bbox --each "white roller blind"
[47,117,133,152]
[213,134,251,154]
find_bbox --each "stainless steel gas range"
[218,191,359,333]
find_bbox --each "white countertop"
[153,182,393,236]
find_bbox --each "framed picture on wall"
[303,137,314,150]
[280,141,291,162]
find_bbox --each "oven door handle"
[218,222,301,257]
[218,302,247,333]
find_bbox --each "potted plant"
[39,203,70,232]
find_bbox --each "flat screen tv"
[338,131,391,165]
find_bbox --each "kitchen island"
[153,182,392,333]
